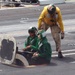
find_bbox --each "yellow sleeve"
[57,8,64,32]
[38,7,46,30]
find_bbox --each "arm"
[24,37,39,51]
[23,37,31,51]
[38,8,45,30]
[57,8,64,32]
[31,38,39,51]
[24,37,29,48]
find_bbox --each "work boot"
[58,52,63,58]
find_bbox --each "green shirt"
[24,35,39,51]
[38,37,52,60]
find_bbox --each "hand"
[26,45,31,49]
[61,32,65,39]
[22,45,31,51]
[32,52,39,57]
[22,48,26,51]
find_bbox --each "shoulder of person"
[56,6,61,13]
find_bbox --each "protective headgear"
[28,27,37,33]
[47,4,56,14]
[38,30,46,38]
[32,27,37,31]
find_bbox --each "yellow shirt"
[38,5,64,32]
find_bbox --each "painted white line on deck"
[70,61,75,64]
[52,53,75,57]
[0,69,2,72]
[52,49,75,54]
[0,7,24,10]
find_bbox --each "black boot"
[58,52,63,58]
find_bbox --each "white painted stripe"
[0,70,2,72]
[24,5,39,7]
[0,7,25,10]
[52,49,75,54]
[0,5,39,10]
[70,61,75,63]
[52,53,75,57]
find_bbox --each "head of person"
[28,27,37,37]
[38,30,46,40]
[47,4,56,15]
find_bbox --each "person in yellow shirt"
[38,4,65,58]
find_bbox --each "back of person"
[32,30,52,65]
[38,30,52,61]
[38,40,52,61]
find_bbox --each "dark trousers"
[17,51,50,65]
[31,56,50,65]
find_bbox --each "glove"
[61,32,65,39]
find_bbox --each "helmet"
[38,30,46,38]
[28,27,37,33]
[47,4,56,14]
[32,27,37,31]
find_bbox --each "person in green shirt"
[20,27,39,65]
[32,30,52,65]
[16,27,39,65]
[20,28,52,65]
[23,27,38,53]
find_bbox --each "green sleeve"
[24,37,29,48]
[38,43,52,59]
[31,39,39,51]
